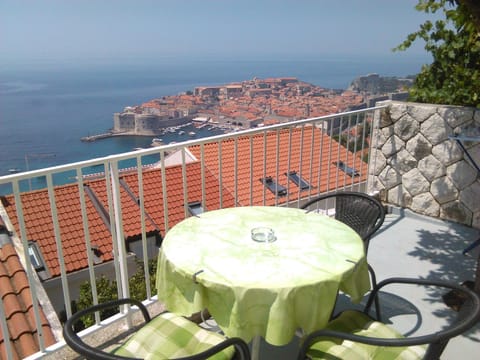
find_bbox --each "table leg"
[251,335,261,360]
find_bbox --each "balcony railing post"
[109,163,131,303]
[11,181,48,353]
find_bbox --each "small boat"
[178,130,185,135]
[8,168,21,174]
[188,131,196,136]
[151,138,164,147]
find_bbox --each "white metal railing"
[0,106,385,359]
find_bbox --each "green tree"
[457,0,480,31]
[395,0,480,107]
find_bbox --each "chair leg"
[368,264,382,321]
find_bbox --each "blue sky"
[1,0,435,65]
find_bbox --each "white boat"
[151,138,164,147]
[188,131,196,136]
[8,168,21,174]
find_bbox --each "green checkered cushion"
[113,312,235,360]
[306,310,426,360]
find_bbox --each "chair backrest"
[301,191,385,252]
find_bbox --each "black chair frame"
[302,191,386,317]
[301,191,386,251]
[297,277,480,360]
[63,298,251,360]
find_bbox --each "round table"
[156,206,370,348]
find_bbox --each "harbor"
[80,121,227,146]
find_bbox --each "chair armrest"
[63,299,251,360]
[363,278,480,350]
[63,298,151,360]
[296,326,435,360]
[174,337,251,360]
[298,278,480,360]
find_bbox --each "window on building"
[28,241,45,271]
[333,161,360,177]
[285,171,311,190]
[188,201,205,216]
[260,176,287,196]
[90,245,103,265]
[28,241,51,280]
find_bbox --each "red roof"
[3,162,235,278]
[188,127,367,206]
[0,240,56,359]
[3,128,366,278]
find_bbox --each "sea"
[0,55,427,193]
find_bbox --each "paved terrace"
[46,207,480,360]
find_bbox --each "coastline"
[1,59,423,177]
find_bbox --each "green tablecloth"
[156,206,370,346]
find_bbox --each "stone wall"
[113,112,191,135]
[368,101,480,229]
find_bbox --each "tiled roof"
[3,161,235,279]
[118,161,235,232]
[4,184,113,277]
[188,127,368,206]
[2,127,366,279]
[0,238,56,359]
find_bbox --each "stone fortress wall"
[113,112,191,135]
[368,101,480,229]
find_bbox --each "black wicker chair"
[301,191,386,316]
[63,298,251,360]
[301,191,385,252]
[297,277,480,360]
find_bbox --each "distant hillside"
[348,73,414,94]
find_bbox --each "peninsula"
[106,75,409,138]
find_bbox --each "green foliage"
[332,121,370,154]
[395,0,480,107]
[129,258,158,301]
[75,259,157,328]
[77,276,118,328]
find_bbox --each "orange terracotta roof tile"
[189,127,367,207]
[0,241,56,359]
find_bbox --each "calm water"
[0,56,427,192]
